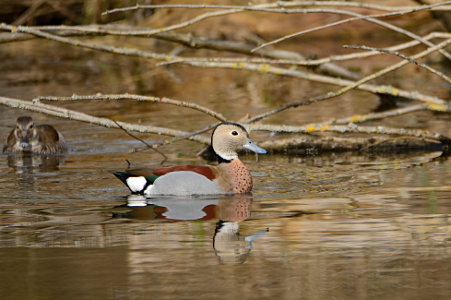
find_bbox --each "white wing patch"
[126,176,147,193]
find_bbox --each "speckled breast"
[225,159,253,194]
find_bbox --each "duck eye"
[231,131,238,136]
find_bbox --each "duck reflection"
[4,152,66,190]
[124,195,219,221]
[7,152,65,173]
[118,194,268,264]
[213,195,268,264]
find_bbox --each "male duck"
[3,116,67,154]
[111,122,266,196]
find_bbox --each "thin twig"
[13,0,45,26]
[132,124,219,152]
[316,32,450,65]
[344,44,451,84]
[331,38,451,99]
[169,123,218,144]
[300,103,451,128]
[112,119,168,163]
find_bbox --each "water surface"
[0,39,450,300]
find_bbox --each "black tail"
[110,170,131,184]
[110,170,138,193]
[110,170,150,194]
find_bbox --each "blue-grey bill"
[243,138,267,154]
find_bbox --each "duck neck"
[216,154,232,164]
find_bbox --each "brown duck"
[3,116,67,155]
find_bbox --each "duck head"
[211,122,266,162]
[14,116,37,151]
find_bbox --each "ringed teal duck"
[111,122,266,196]
[3,116,67,154]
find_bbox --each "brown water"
[0,39,450,300]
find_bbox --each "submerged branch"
[247,123,447,141]
[330,103,450,125]
[257,134,447,154]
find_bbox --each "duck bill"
[19,137,31,150]
[242,138,266,154]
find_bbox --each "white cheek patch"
[126,176,147,193]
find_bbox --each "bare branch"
[2,95,448,153]
[2,26,448,66]
[2,24,444,105]
[0,96,210,144]
[0,23,169,60]
[103,1,451,61]
[0,24,306,61]
[332,38,451,97]
[241,37,451,122]
[103,1,451,16]
[158,32,451,68]
[0,2,449,155]
[0,24,353,78]
[186,60,446,112]
[250,1,451,61]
